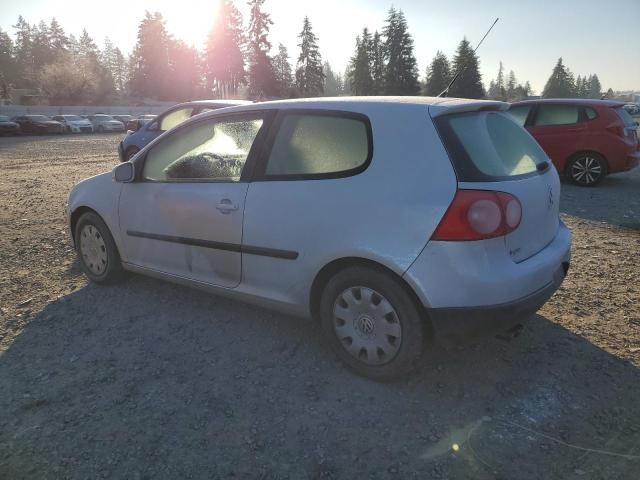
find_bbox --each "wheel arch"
[309,257,431,330]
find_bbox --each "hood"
[36,120,62,126]
[69,119,92,125]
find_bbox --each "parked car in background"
[125,115,156,132]
[11,115,64,135]
[88,114,126,133]
[0,115,20,135]
[112,115,133,126]
[52,115,94,133]
[118,101,249,161]
[623,104,640,116]
[68,97,571,379]
[508,99,640,186]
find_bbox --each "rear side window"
[435,112,548,181]
[264,113,371,178]
[534,105,579,126]
[506,106,531,126]
[585,107,598,120]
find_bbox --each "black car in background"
[0,115,20,135]
[11,115,64,135]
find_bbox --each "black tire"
[567,152,607,186]
[74,212,125,284]
[125,147,140,161]
[319,266,425,381]
[65,125,72,134]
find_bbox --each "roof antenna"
[438,17,500,98]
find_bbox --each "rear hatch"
[432,108,560,263]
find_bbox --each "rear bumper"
[427,261,569,342]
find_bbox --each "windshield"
[95,115,114,121]
[435,111,548,181]
[63,115,83,121]
[26,115,51,121]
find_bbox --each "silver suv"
[66,98,571,380]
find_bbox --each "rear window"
[615,107,636,126]
[506,106,531,126]
[435,112,548,181]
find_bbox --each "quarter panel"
[240,105,458,314]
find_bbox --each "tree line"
[0,1,611,104]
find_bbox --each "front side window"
[143,115,264,182]
[159,107,194,132]
[534,105,579,126]
[264,113,370,177]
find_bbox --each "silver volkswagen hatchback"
[66,97,571,380]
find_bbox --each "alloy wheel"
[570,156,603,185]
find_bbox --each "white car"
[52,115,94,133]
[66,97,571,380]
[88,114,126,133]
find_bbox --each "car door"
[118,111,271,288]
[526,104,585,168]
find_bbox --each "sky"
[1,0,639,94]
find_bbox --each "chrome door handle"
[216,199,238,214]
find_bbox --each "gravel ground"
[0,134,639,480]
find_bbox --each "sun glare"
[155,0,220,47]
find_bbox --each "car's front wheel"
[320,266,425,381]
[567,153,607,186]
[75,212,125,284]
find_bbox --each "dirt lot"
[1,134,639,479]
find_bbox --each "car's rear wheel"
[125,147,140,161]
[567,153,607,186]
[320,266,425,381]
[75,212,125,284]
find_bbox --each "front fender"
[67,172,123,256]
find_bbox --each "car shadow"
[1,279,639,479]
[560,169,640,230]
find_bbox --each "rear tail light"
[432,190,522,241]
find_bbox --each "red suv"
[508,99,639,186]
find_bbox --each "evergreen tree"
[205,0,246,98]
[382,8,419,95]
[323,61,342,96]
[0,29,18,85]
[13,16,35,85]
[273,43,293,97]
[247,0,276,98]
[423,50,451,96]
[487,61,506,100]
[448,38,484,99]
[347,29,373,96]
[369,31,385,95]
[32,21,55,67]
[542,58,574,98]
[128,12,171,99]
[167,39,200,101]
[587,74,602,99]
[295,17,324,97]
[49,18,68,56]
[506,70,517,99]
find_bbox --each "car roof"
[511,98,625,108]
[192,96,509,119]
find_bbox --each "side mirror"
[113,162,135,183]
